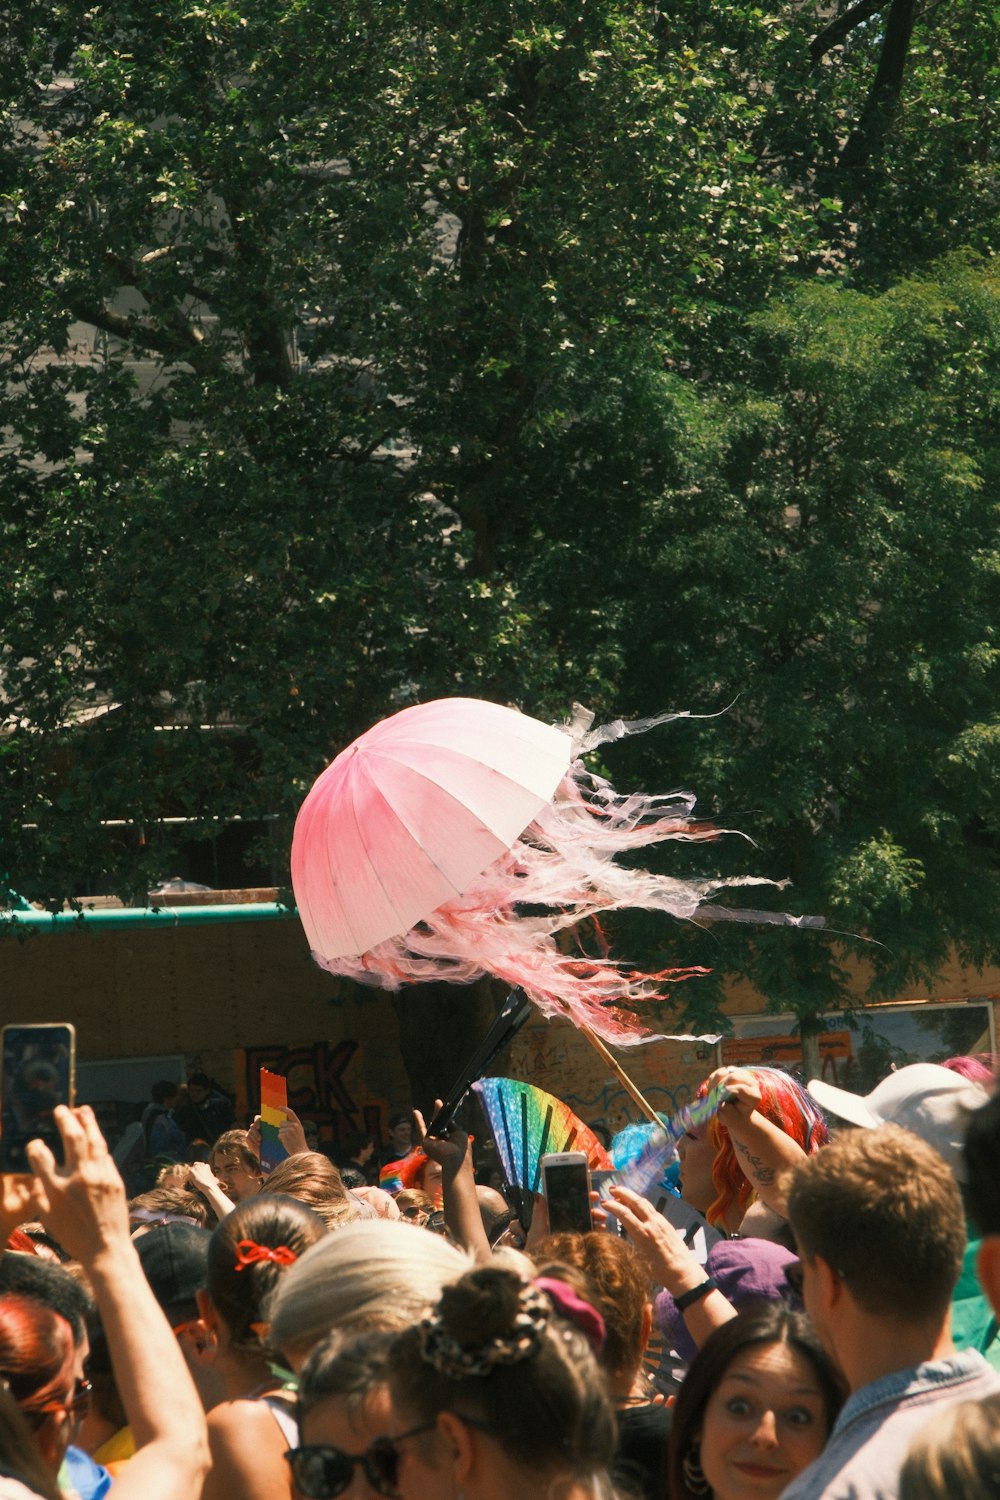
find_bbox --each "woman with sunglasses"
[9,1103,211,1500]
[285,1270,617,1500]
[385,1265,618,1500]
[287,1330,403,1500]
[0,1293,89,1485]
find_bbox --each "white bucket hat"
[807,1062,988,1181]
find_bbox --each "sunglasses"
[25,1377,93,1429]
[286,1423,433,1499]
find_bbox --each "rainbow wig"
[698,1067,828,1230]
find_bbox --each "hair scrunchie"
[419,1283,550,1378]
[532,1276,606,1354]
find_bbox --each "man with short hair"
[141,1081,186,1161]
[173,1073,233,1147]
[808,1060,998,1369]
[780,1123,1000,1500]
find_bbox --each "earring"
[682,1442,710,1496]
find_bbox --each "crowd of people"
[0,1050,998,1500]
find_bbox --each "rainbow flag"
[259,1068,289,1172]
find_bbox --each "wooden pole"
[580,1026,662,1126]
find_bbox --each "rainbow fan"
[473,1077,611,1195]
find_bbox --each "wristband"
[674,1276,718,1312]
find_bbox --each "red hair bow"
[233,1238,298,1271]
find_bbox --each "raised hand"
[26,1104,129,1265]
[276,1106,310,1158]
[0,1172,44,1245]
[599,1183,706,1296]
[414,1102,470,1173]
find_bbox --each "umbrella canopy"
[291,698,573,961]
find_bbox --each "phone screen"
[0,1024,75,1172]
[542,1156,592,1233]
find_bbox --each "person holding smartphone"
[0,1106,210,1500]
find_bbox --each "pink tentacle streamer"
[310,757,812,1045]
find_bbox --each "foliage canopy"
[2,0,999,1031]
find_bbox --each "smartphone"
[0,1023,76,1173]
[541,1150,592,1233]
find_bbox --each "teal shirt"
[953,1235,1000,1371]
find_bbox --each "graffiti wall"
[506,1013,721,1143]
[240,1039,383,1149]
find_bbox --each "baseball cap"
[134,1222,211,1315]
[656,1237,799,1363]
[807,1063,988,1180]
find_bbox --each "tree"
[616,254,1000,1036]
[1,0,827,902]
[2,0,998,1055]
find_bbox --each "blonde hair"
[259,1152,358,1230]
[268,1219,470,1364]
[899,1396,1000,1500]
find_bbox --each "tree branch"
[810,0,890,63]
[838,0,918,176]
[68,300,208,368]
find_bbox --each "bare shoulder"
[208,1395,284,1439]
[203,1399,293,1500]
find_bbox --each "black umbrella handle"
[424,988,532,1137]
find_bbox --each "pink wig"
[941,1055,999,1085]
[699,1068,828,1230]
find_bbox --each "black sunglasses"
[286,1423,433,1500]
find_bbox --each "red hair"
[0,1294,76,1421]
[698,1068,828,1229]
[398,1150,430,1192]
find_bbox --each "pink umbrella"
[291,697,573,960]
[291,697,818,1044]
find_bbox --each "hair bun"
[421,1269,549,1378]
[439,1268,526,1344]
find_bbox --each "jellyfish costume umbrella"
[291,697,821,1046]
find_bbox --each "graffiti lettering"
[243,1041,383,1147]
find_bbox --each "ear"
[36,1409,72,1472]
[977,1237,1000,1321]
[435,1410,477,1485]
[640,1300,653,1355]
[813,1254,843,1312]
[195,1288,221,1340]
[181,1312,218,1363]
